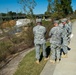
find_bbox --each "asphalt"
[40,21,76,75]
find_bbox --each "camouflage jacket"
[49,26,62,45]
[59,23,63,29]
[68,21,72,34]
[61,24,69,45]
[33,25,46,44]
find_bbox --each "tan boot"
[61,54,65,58]
[62,54,68,58]
[61,52,64,57]
[56,59,60,63]
[44,57,49,61]
[36,60,39,64]
[50,60,55,64]
[64,54,68,58]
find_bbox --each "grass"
[14,42,50,75]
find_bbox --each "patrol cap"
[36,19,42,23]
[54,20,59,24]
[61,18,67,22]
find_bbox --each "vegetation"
[0,11,26,22]
[0,19,53,68]
[45,0,73,19]
[18,0,36,21]
[14,42,50,75]
[0,40,13,61]
[42,20,53,39]
[0,0,75,70]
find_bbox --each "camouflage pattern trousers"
[62,44,68,54]
[62,38,68,54]
[35,43,46,60]
[51,43,61,60]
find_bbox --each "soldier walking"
[67,18,72,44]
[33,19,49,64]
[60,18,69,58]
[67,18,72,34]
[49,20,62,63]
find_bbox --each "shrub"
[10,35,24,44]
[42,20,53,39]
[24,26,34,47]
[21,23,34,47]
[0,20,53,63]
[0,40,12,62]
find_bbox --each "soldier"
[60,18,69,58]
[49,20,62,63]
[59,21,63,29]
[33,19,49,64]
[67,18,72,34]
[67,18,72,44]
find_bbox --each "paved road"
[40,21,76,75]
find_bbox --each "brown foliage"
[1,20,16,28]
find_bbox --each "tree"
[46,0,73,19]
[45,0,54,16]
[7,11,16,16]
[61,0,73,15]
[52,0,64,18]
[74,10,76,14]
[1,13,6,16]
[18,0,36,18]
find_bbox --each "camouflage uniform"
[49,21,62,61]
[60,19,69,54]
[62,24,69,54]
[33,22,47,60]
[67,18,72,34]
[68,21,72,34]
[67,19,72,44]
[59,23,63,29]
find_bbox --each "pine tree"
[46,0,73,18]
[45,0,55,16]
[61,0,73,15]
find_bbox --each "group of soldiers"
[33,18,72,64]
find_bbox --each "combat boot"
[56,59,60,63]
[61,52,65,58]
[64,54,68,58]
[50,60,55,64]
[61,54,65,58]
[36,60,39,64]
[44,57,49,61]
[61,53,68,58]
